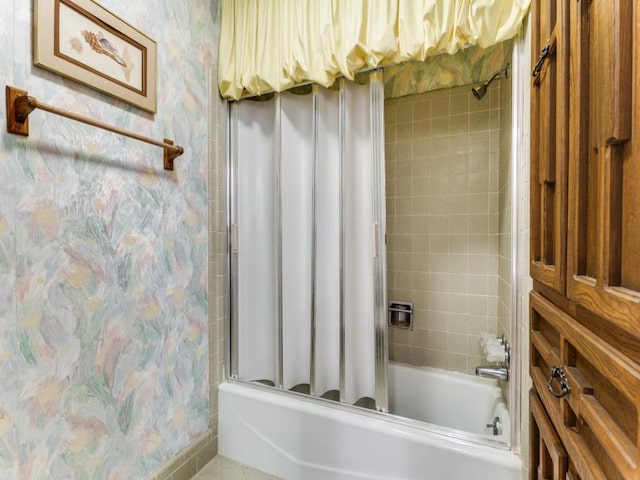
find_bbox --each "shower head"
[471,84,489,101]
[471,66,509,100]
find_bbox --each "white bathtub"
[219,376,521,480]
[388,362,510,442]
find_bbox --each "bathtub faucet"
[476,336,510,381]
[475,366,509,381]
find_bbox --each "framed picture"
[34,0,157,113]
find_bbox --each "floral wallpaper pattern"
[0,1,218,478]
[384,42,513,99]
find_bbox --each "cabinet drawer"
[530,292,640,480]
[530,389,568,480]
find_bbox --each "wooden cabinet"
[565,0,640,343]
[530,1,640,479]
[530,293,640,479]
[530,0,570,294]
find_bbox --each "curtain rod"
[5,86,184,171]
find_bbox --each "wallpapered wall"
[0,1,218,478]
[384,42,512,99]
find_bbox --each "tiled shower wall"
[385,82,506,375]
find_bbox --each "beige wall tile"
[449,114,469,135]
[412,156,430,175]
[428,311,448,332]
[431,96,450,116]
[448,333,467,354]
[411,253,430,271]
[466,315,489,336]
[411,329,429,347]
[397,104,413,123]
[394,345,412,364]
[385,82,509,375]
[413,119,430,138]
[429,330,448,350]
[470,110,491,131]
[468,132,490,152]
[413,100,431,120]
[411,347,429,365]
[449,93,469,115]
[411,196,431,214]
[447,314,467,334]
[431,136,451,156]
[447,353,467,372]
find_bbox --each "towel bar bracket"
[163,138,184,171]
[5,85,184,171]
[6,86,30,137]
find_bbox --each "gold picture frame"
[34,0,157,113]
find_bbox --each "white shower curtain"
[230,74,386,407]
[343,81,376,404]
[314,86,341,397]
[234,99,279,383]
[280,91,313,391]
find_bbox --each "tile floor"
[191,456,281,480]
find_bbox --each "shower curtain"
[229,73,387,408]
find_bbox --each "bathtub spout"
[475,366,508,381]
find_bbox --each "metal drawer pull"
[532,43,551,77]
[547,365,571,398]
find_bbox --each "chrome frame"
[338,78,346,403]
[309,85,319,396]
[223,95,232,383]
[227,101,239,380]
[509,19,530,453]
[275,94,284,389]
[508,50,520,454]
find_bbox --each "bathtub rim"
[223,376,513,451]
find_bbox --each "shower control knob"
[486,416,502,436]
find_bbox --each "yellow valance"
[218,0,530,100]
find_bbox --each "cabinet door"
[566,0,640,340]
[530,0,570,293]
[530,292,640,480]
[530,390,568,480]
